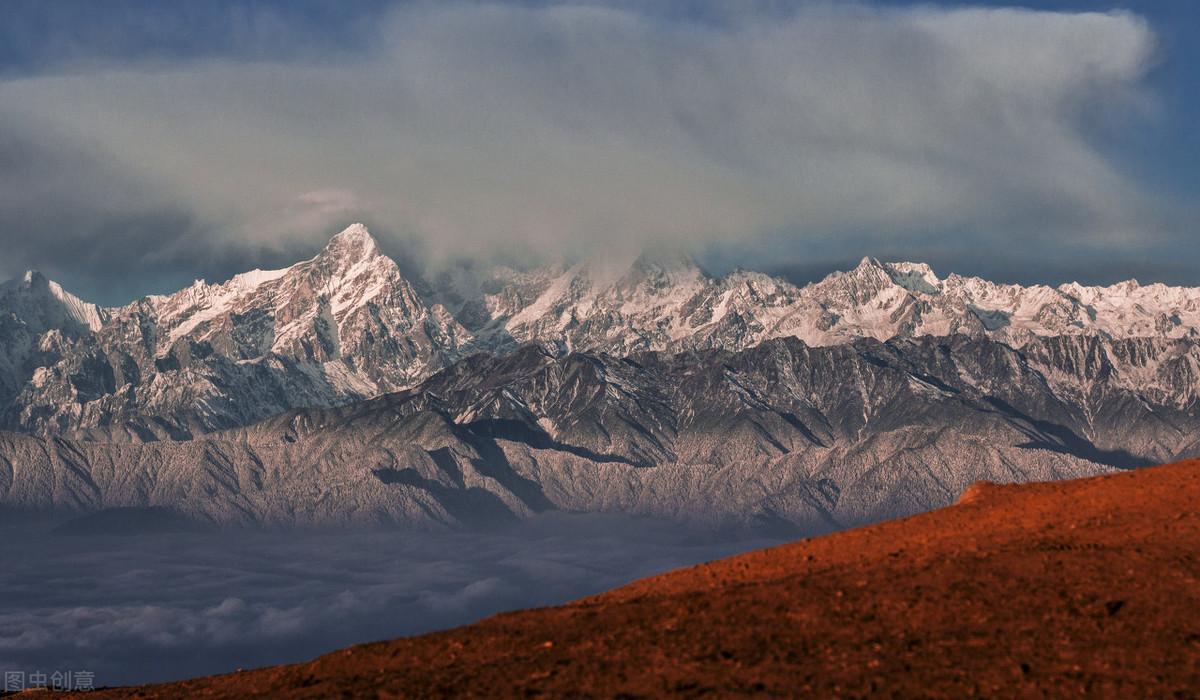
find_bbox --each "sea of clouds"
[0,513,781,687]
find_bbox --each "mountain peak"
[821,256,890,286]
[322,223,380,261]
[0,270,47,297]
[333,222,373,243]
[1,269,105,332]
[853,256,885,272]
[4,269,67,298]
[884,261,941,294]
[18,269,47,289]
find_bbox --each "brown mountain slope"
[81,460,1200,698]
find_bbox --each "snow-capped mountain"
[0,224,1198,529]
[477,254,1200,355]
[143,223,471,390]
[3,225,471,438]
[2,222,1200,439]
[0,270,106,409]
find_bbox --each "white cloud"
[0,3,1160,271]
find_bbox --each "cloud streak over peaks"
[0,3,1170,301]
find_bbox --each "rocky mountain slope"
[2,225,473,439]
[0,271,105,412]
[73,459,1200,698]
[3,334,1197,528]
[2,224,1200,440]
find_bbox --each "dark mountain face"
[2,334,1196,530]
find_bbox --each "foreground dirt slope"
[87,460,1200,698]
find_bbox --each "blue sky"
[0,0,1195,303]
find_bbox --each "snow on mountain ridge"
[2,223,1200,439]
[2,270,106,332]
[2,225,474,438]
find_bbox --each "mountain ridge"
[3,224,1200,440]
[4,333,1197,528]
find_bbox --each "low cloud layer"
[0,515,779,686]
[0,2,1179,301]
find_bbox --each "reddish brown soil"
[80,460,1200,698]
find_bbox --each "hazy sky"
[0,0,1196,304]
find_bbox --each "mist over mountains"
[1,224,1198,529]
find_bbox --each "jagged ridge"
[3,335,1197,528]
[3,224,1200,440]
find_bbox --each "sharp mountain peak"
[0,268,105,333]
[326,222,378,249]
[312,222,385,266]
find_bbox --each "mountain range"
[1,224,1198,527]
